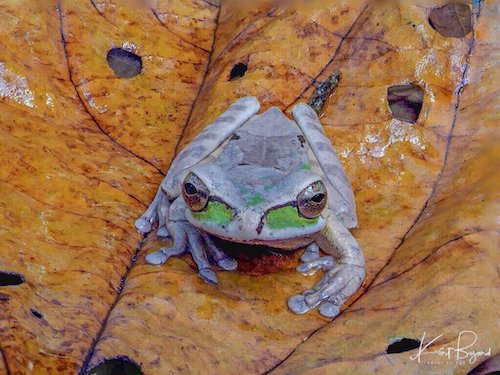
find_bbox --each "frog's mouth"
[213,236,294,255]
[211,236,303,275]
[208,232,314,251]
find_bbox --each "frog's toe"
[145,250,168,265]
[135,217,152,234]
[199,268,218,285]
[319,301,340,318]
[288,295,312,315]
[300,251,320,263]
[301,244,320,262]
[217,257,238,271]
[156,226,170,239]
[297,256,335,275]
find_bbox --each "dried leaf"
[429,3,473,38]
[0,0,497,374]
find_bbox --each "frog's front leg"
[288,210,365,318]
[135,187,163,234]
[145,195,238,285]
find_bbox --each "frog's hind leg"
[292,102,358,229]
[135,187,162,234]
[162,96,260,198]
[145,221,188,265]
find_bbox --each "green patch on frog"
[300,163,310,170]
[266,206,318,229]
[238,186,251,194]
[248,194,265,206]
[193,201,233,226]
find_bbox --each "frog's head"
[181,163,327,248]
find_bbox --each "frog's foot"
[156,226,170,239]
[135,215,156,234]
[288,263,365,317]
[145,222,188,265]
[300,243,320,262]
[202,233,238,271]
[297,256,335,275]
[297,243,335,275]
[145,222,237,285]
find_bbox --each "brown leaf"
[0,0,497,374]
[429,3,473,38]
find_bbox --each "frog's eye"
[297,181,327,219]
[182,173,209,212]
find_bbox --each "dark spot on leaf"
[30,308,43,319]
[229,63,248,81]
[387,84,424,123]
[429,4,472,38]
[386,337,421,354]
[106,48,142,78]
[89,357,143,375]
[0,293,10,301]
[467,354,500,375]
[0,271,24,286]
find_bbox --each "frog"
[135,96,365,317]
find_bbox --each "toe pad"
[135,218,152,234]
[288,295,310,314]
[199,268,218,285]
[319,302,340,318]
[218,258,238,271]
[145,251,168,265]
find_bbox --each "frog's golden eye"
[297,180,327,219]
[182,173,209,212]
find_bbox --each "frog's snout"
[233,208,265,235]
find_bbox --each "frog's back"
[215,107,309,186]
[214,105,357,228]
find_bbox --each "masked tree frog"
[135,97,365,317]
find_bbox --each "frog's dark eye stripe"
[297,181,327,219]
[182,173,209,212]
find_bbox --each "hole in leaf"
[386,337,421,354]
[229,63,248,81]
[0,271,24,286]
[106,48,143,78]
[429,4,472,38]
[30,308,43,319]
[89,357,143,375]
[387,84,424,123]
